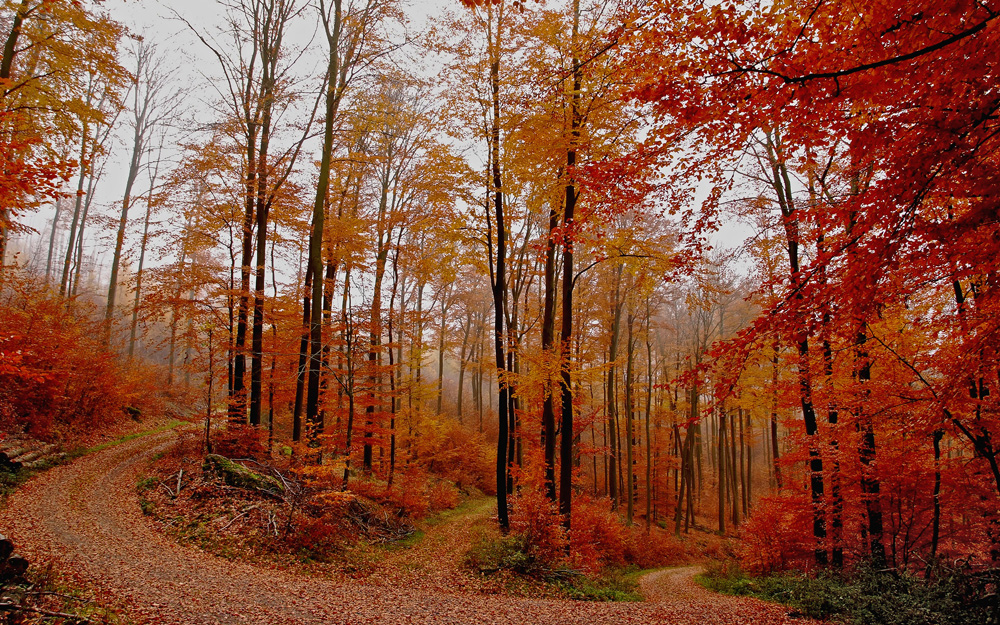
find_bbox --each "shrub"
[737,492,814,574]
[510,489,567,567]
[700,561,1000,625]
[406,412,495,494]
[0,272,165,439]
[566,496,685,572]
[466,533,537,575]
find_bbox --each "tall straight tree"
[106,40,179,343]
[248,0,310,427]
[558,0,582,528]
[186,0,315,421]
[480,0,511,531]
[306,0,386,438]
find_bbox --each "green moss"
[202,454,284,494]
[139,498,155,515]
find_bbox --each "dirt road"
[0,428,807,624]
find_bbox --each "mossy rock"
[203,454,284,495]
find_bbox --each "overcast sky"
[14,0,457,273]
[12,0,753,274]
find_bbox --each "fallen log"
[0,602,90,623]
[0,441,45,458]
[11,444,58,465]
[203,454,284,496]
[22,452,66,471]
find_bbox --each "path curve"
[0,429,808,624]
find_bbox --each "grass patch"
[553,567,647,602]
[424,496,493,527]
[382,529,425,550]
[465,532,645,601]
[699,562,1000,625]
[72,419,185,459]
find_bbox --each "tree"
[0,0,126,267]
[105,40,182,343]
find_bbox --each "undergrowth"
[699,560,1000,625]
[1,562,130,624]
[465,532,646,601]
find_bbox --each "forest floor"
[0,425,816,624]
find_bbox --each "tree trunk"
[485,0,509,532]
[558,0,582,529]
[540,178,559,502]
[306,0,344,440]
[625,310,635,525]
[607,268,623,510]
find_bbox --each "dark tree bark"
[558,0,582,529]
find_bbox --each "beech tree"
[105,40,181,343]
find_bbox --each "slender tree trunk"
[625,311,635,525]
[109,42,170,343]
[292,262,313,441]
[485,1,509,532]
[45,198,62,284]
[645,303,653,532]
[607,269,623,509]
[540,178,560,502]
[770,339,782,489]
[61,141,90,296]
[930,429,943,561]
[558,0,582,529]
[0,0,30,265]
[457,311,471,423]
[250,95,275,428]
[437,292,448,414]
[306,0,343,440]
[387,244,401,485]
[718,410,726,534]
[855,330,886,567]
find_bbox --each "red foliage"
[737,493,815,574]
[347,466,461,520]
[0,273,163,439]
[569,495,684,572]
[510,488,568,565]
[212,424,267,459]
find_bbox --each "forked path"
[0,429,810,624]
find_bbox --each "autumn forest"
[0,0,998,623]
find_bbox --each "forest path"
[367,496,495,593]
[0,427,809,624]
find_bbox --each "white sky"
[12,0,752,278]
[14,0,455,275]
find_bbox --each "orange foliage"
[407,412,495,494]
[569,495,683,572]
[212,424,268,459]
[348,467,461,520]
[0,273,163,439]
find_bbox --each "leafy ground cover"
[138,430,697,602]
[699,561,1000,625]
